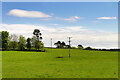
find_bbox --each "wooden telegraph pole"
[68,37,72,58]
[50,38,52,54]
[51,38,52,48]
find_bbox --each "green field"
[2,49,118,78]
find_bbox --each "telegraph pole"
[68,37,72,58]
[50,38,52,54]
[51,38,52,48]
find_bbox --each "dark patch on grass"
[56,56,64,58]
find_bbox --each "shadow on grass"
[56,56,64,58]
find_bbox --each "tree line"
[54,41,84,49]
[0,29,44,51]
[54,41,120,51]
[54,40,93,50]
[0,29,119,51]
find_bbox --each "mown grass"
[2,49,118,78]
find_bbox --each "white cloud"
[97,17,117,20]
[49,24,59,26]
[8,9,52,18]
[56,17,76,22]
[73,16,81,19]
[63,18,76,22]
[1,24,118,49]
[65,26,85,31]
[40,19,52,20]
[1,24,56,34]
[56,16,82,22]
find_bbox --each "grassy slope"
[2,49,118,78]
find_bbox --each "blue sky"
[1,2,118,48]
[1,0,120,2]
[2,2,117,32]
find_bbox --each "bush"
[71,46,76,49]
[85,47,92,50]
[78,45,83,49]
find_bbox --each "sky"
[1,2,118,48]
[1,0,120,2]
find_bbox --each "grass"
[2,49,118,78]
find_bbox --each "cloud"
[97,17,117,20]
[65,26,85,31]
[8,9,52,18]
[56,17,76,22]
[63,18,76,22]
[1,24,56,34]
[49,24,59,26]
[56,16,82,22]
[40,19,52,20]
[1,24,118,49]
[73,16,81,19]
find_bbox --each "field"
[2,49,118,78]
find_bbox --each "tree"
[26,38,31,50]
[18,35,26,50]
[54,41,67,48]
[32,37,44,50]
[61,42,66,48]
[54,41,61,48]
[33,29,42,41]
[33,29,43,50]
[85,46,92,50]
[78,44,83,49]
[35,41,44,50]
[65,45,70,49]
[31,36,37,47]
[71,46,76,49]
[8,34,18,50]
[2,31,9,50]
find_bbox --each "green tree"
[33,29,42,41]
[54,41,61,48]
[65,45,70,49]
[34,40,44,50]
[71,46,76,49]
[54,41,66,48]
[33,29,43,50]
[8,34,18,50]
[61,41,66,48]
[85,46,92,50]
[26,38,31,50]
[31,36,37,47]
[2,31,9,50]
[18,35,26,50]
[78,44,83,49]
